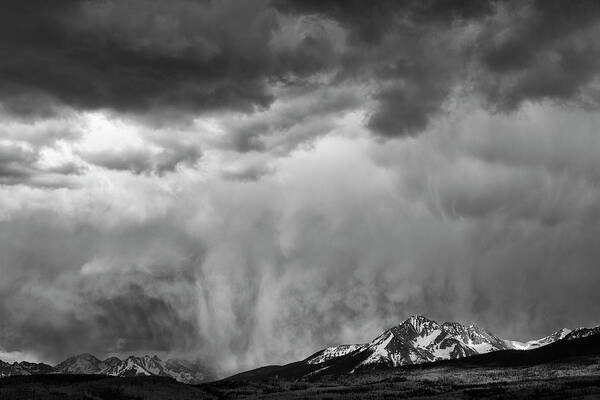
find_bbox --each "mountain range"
[2,315,599,384]
[228,315,599,381]
[0,353,212,384]
[304,315,583,370]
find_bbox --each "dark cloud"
[276,0,496,137]
[0,144,36,181]
[276,0,494,45]
[277,0,600,137]
[222,86,360,153]
[221,163,273,182]
[0,0,347,119]
[82,148,157,175]
[0,142,82,187]
[5,0,600,139]
[365,32,461,137]
[92,284,199,353]
[476,0,600,110]
[1,0,268,115]
[81,144,200,175]
[0,210,204,362]
[7,278,199,360]
[0,107,85,186]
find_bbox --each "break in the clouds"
[2,0,600,376]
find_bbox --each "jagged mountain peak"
[545,328,572,341]
[402,315,439,333]
[102,356,122,365]
[466,322,484,331]
[0,352,214,384]
[307,315,510,369]
[385,315,440,342]
[55,353,105,374]
[299,316,600,380]
[98,353,212,383]
[306,315,573,371]
[441,321,464,335]
[126,354,161,363]
[508,327,574,350]
[565,325,600,340]
[465,324,504,345]
[0,360,55,377]
[71,353,101,361]
[405,314,435,325]
[229,322,600,383]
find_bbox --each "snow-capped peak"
[557,328,572,337]
[306,344,363,364]
[306,316,513,370]
[38,353,213,384]
[55,353,105,374]
[402,315,440,335]
[564,325,600,340]
[306,315,586,372]
[506,328,573,350]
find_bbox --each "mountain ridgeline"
[304,315,585,370]
[0,353,212,384]
[2,315,599,385]
[227,315,599,381]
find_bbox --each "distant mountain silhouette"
[1,353,212,384]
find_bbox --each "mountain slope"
[306,315,512,370]
[430,330,600,368]
[55,353,106,374]
[565,326,600,340]
[98,355,210,383]
[0,361,54,378]
[507,328,571,350]
[227,315,596,382]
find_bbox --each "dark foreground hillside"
[0,375,217,400]
[208,366,600,399]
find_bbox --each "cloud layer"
[2,0,600,377]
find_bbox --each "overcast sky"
[2,0,600,375]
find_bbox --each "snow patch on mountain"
[307,344,363,364]
[507,328,572,350]
[414,329,442,348]
[361,331,395,366]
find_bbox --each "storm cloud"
[1,0,600,378]
[0,0,343,117]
